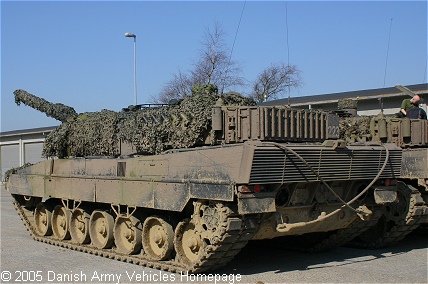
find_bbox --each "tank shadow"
[217,232,427,275]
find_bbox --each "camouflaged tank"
[336,85,428,249]
[6,87,403,273]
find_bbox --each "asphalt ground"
[1,186,427,284]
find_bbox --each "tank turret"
[14,88,256,158]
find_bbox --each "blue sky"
[1,1,427,131]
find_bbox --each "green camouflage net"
[14,89,255,158]
[14,90,78,122]
[339,116,372,142]
[337,98,358,109]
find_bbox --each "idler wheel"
[142,216,174,260]
[383,185,411,222]
[34,202,53,236]
[70,208,91,244]
[114,215,142,255]
[174,220,205,266]
[52,205,71,240]
[89,210,114,249]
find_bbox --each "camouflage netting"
[3,163,33,182]
[337,98,358,109]
[14,89,256,158]
[339,116,372,142]
[14,90,78,122]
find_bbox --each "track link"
[12,197,258,273]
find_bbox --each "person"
[406,107,427,119]
[398,94,421,117]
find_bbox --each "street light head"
[124,32,136,38]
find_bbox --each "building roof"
[1,84,427,136]
[261,83,428,106]
[0,126,57,138]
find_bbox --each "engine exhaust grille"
[249,144,402,184]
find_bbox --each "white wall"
[0,137,46,181]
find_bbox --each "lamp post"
[125,32,137,105]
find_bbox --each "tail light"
[239,185,263,193]
[385,178,398,186]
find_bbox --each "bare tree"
[155,22,245,102]
[192,22,245,92]
[155,71,194,103]
[250,63,302,103]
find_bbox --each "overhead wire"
[221,0,246,94]
[383,18,393,87]
[285,2,291,106]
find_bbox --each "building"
[262,83,428,116]
[1,83,427,180]
[0,126,55,181]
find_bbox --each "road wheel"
[34,202,53,236]
[142,216,174,260]
[52,205,71,240]
[114,215,142,255]
[89,210,114,249]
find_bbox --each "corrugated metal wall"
[0,138,46,181]
[1,144,20,180]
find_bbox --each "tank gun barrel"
[395,84,416,98]
[14,89,77,122]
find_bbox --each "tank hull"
[7,141,401,215]
[6,141,404,272]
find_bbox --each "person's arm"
[400,99,408,116]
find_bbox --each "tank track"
[415,223,428,233]
[348,184,428,249]
[12,196,258,273]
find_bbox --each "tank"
[5,88,403,273]
[336,85,428,249]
